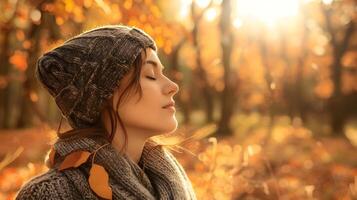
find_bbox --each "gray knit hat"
[35,25,157,129]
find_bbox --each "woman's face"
[112,48,179,137]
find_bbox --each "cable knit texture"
[35,25,156,129]
[15,133,197,199]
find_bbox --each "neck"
[110,126,150,164]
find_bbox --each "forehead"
[145,48,159,60]
[143,48,164,70]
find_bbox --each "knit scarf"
[50,131,197,200]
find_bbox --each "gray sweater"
[16,168,84,199]
[15,135,197,200]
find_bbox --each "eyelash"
[146,76,157,80]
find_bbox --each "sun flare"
[178,0,300,26]
[235,0,300,25]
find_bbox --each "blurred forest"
[0,0,357,199]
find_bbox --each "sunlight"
[179,0,221,19]
[233,18,243,29]
[179,0,191,18]
[235,0,300,25]
[195,0,210,8]
[178,0,300,25]
[204,8,218,21]
[322,0,334,5]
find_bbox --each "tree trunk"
[17,1,61,127]
[216,0,236,137]
[0,26,13,129]
[322,4,355,135]
[258,32,275,147]
[0,0,20,129]
[279,7,309,123]
[191,2,215,123]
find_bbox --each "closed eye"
[146,76,157,80]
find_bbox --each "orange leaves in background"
[9,51,28,71]
[89,164,112,199]
[314,79,333,99]
[350,176,357,198]
[0,163,48,199]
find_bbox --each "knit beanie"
[35,25,157,129]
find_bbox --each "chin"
[169,118,178,131]
[159,119,178,134]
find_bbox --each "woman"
[16,25,197,200]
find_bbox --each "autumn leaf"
[89,164,112,200]
[59,150,91,170]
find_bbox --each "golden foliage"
[0,163,48,199]
[173,118,357,200]
[314,79,334,99]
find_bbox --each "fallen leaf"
[59,150,91,170]
[88,164,112,200]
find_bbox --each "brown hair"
[98,49,145,153]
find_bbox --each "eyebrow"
[145,60,164,70]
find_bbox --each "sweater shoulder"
[15,169,78,200]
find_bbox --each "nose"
[164,77,179,96]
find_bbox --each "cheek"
[117,83,158,121]
[117,83,177,133]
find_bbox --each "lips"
[162,101,175,109]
